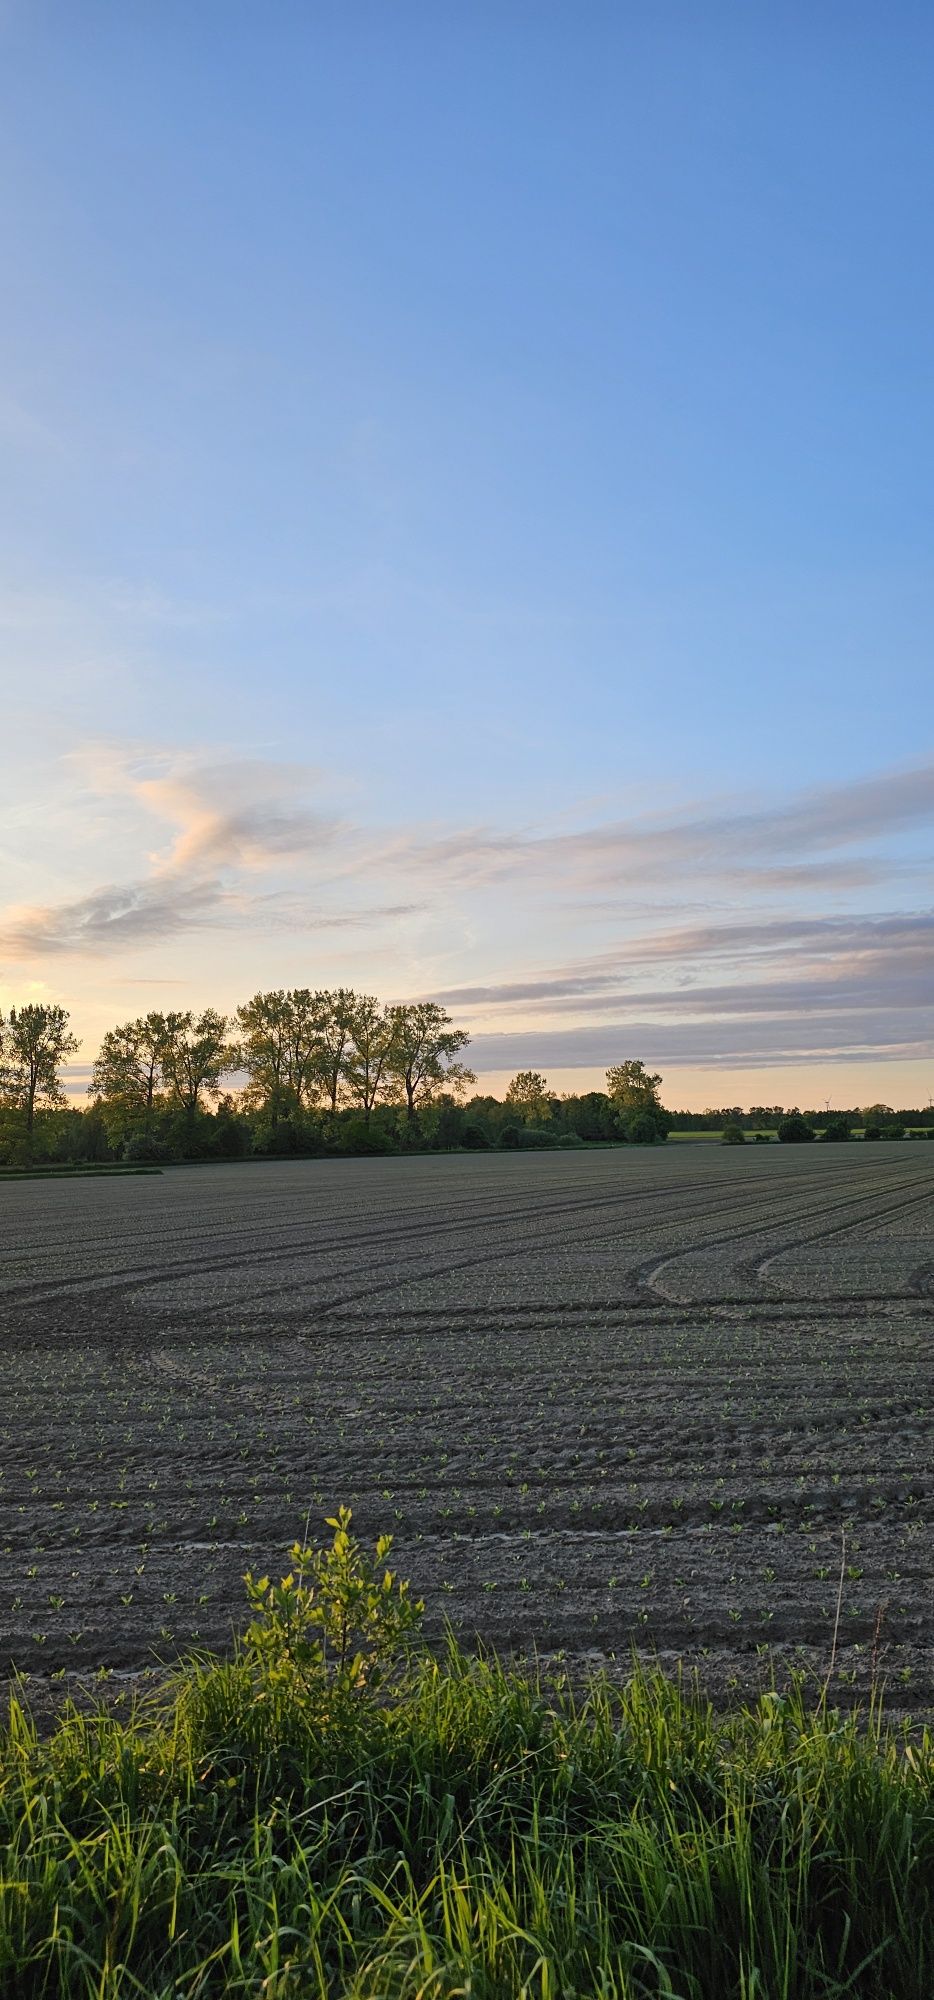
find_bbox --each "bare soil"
[1,1147,931,1713]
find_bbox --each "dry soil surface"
[1,1147,932,1712]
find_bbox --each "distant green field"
[669,1128,732,1140]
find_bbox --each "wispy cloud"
[69,744,348,875]
[469,1019,934,1072]
[436,911,934,1066]
[0,880,234,956]
[3,746,934,1074]
[436,913,934,1002]
[0,745,417,957]
[389,761,934,890]
[0,881,421,958]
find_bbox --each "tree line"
[672,1103,934,1137]
[5,999,926,1168]
[0,998,672,1166]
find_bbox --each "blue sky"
[2,3,933,1106]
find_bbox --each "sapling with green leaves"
[243,1506,424,1699]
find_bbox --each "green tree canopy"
[343,995,398,1124]
[777,1113,815,1144]
[605,1060,663,1111]
[90,1014,165,1138]
[1,1003,79,1156]
[236,989,338,1121]
[388,1002,475,1120]
[155,1010,233,1122]
[312,988,359,1115]
[504,1070,551,1122]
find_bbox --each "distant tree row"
[3,1000,929,1167]
[0,1002,674,1165]
[86,992,474,1143]
[671,1103,934,1135]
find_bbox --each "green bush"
[251,1116,298,1156]
[777,1114,815,1143]
[243,1507,423,1706]
[494,1121,556,1148]
[123,1132,173,1164]
[562,1090,618,1141]
[461,1121,491,1149]
[721,1121,746,1144]
[337,1117,395,1154]
[819,1115,851,1142]
[626,1110,662,1143]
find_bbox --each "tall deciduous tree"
[235,991,295,1124]
[313,988,358,1115]
[605,1061,663,1112]
[90,1015,165,1135]
[504,1070,551,1122]
[236,989,329,1118]
[155,1009,232,1124]
[343,994,397,1124]
[282,989,324,1108]
[388,1002,474,1121]
[1,1003,79,1155]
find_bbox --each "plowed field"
[1,1147,932,1707]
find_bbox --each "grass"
[0,1165,163,1180]
[1,1642,932,1997]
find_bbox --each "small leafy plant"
[243,1506,424,1701]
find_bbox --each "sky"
[1,2,933,1110]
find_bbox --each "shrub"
[212,1107,251,1158]
[819,1115,851,1142]
[243,1507,423,1706]
[777,1114,815,1143]
[123,1132,173,1164]
[721,1121,746,1145]
[432,1101,468,1149]
[252,1115,311,1157]
[495,1121,561,1148]
[562,1090,618,1141]
[461,1122,491,1149]
[337,1117,395,1155]
[66,1107,112,1163]
[628,1112,660,1144]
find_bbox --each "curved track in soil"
[1,1145,932,1711]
